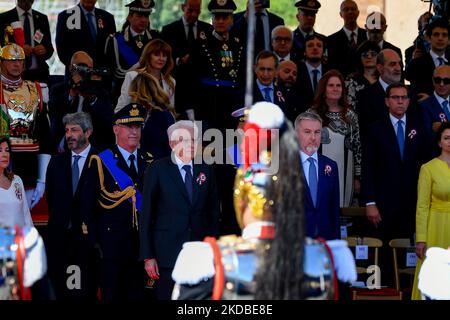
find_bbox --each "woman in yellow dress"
[412,122,450,300]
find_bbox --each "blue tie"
[442,100,450,121]
[312,69,319,91]
[397,119,405,159]
[263,87,272,102]
[86,12,97,40]
[72,155,81,194]
[183,165,193,202]
[307,157,318,206]
[438,57,446,66]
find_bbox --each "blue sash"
[99,149,142,211]
[116,34,140,68]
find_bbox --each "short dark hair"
[386,82,408,97]
[304,33,327,50]
[255,50,278,67]
[425,18,450,38]
[437,121,450,144]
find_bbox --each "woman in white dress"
[115,38,176,113]
[0,137,33,228]
[310,70,362,207]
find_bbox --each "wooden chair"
[389,238,416,298]
[346,236,403,300]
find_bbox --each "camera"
[259,0,270,9]
[71,63,110,93]
[71,63,110,80]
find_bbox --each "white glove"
[30,181,45,209]
[186,109,195,121]
[30,154,51,208]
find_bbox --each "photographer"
[49,51,114,153]
[405,12,433,66]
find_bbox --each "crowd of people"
[0,0,450,300]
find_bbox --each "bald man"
[276,60,306,122]
[420,64,450,154]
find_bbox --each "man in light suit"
[139,120,220,300]
[46,112,98,300]
[0,0,54,83]
[295,111,340,240]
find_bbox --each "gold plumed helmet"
[0,43,25,61]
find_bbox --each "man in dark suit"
[46,112,98,300]
[296,34,327,107]
[295,111,340,240]
[79,103,152,301]
[406,19,450,101]
[327,0,367,77]
[231,0,284,57]
[104,0,159,105]
[139,120,220,300]
[357,49,403,141]
[0,0,54,83]
[253,50,286,109]
[292,0,324,61]
[161,0,213,118]
[271,26,295,62]
[48,51,114,153]
[362,83,431,286]
[420,64,450,155]
[56,0,116,77]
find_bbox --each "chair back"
[389,238,416,291]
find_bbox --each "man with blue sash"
[104,0,159,104]
[79,103,153,301]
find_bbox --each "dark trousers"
[99,258,146,301]
[154,267,175,300]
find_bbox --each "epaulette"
[172,241,215,285]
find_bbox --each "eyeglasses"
[361,50,378,58]
[433,77,450,85]
[389,95,409,101]
[273,37,292,43]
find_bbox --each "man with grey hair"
[295,111,340,240]
[140,120,220,300]
[46,112,98,300]
[271,25,294,62]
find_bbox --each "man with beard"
[296,34,328,107]
[295,111,340,240]
[276,60,305,122]
[46,112,98,300]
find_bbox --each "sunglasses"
[361,50,378,58]
[433,77,450,85]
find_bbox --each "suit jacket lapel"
[317,156,325,207]
[384,117,403,161]
[192,164,200,204]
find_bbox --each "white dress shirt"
[430,50,448,67]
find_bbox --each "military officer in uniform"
[104,0,160,104]
[0,43,51,209]
[171,102,357,300]
[78,103,152,301]
[187,0,245,133]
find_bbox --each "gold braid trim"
[89,155,139,229]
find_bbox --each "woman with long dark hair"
[116,39,177,159]
[0,136,33,228]
[310,69,362,207]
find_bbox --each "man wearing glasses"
[362,83,431,287]
[271,26,294,62]
[79,103,153,301]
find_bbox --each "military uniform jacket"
[79,145,152,260]
[104,27,160,81]
[188,31,245,129]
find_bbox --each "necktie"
[72,155,81,194]
[182,164,193,202]
[187,23,195,50]
[397,119,405,159]
[442,100,450,121]
[438,57,446,66]
[307,157,318,207]
[128,154,138,181]
[263,87,272,102]
[86,12,97,40]
[23,11,32,68]
[349,31,357,49]
[255,12,265,54]
[312,69,319,92]
[279,58,285,62]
